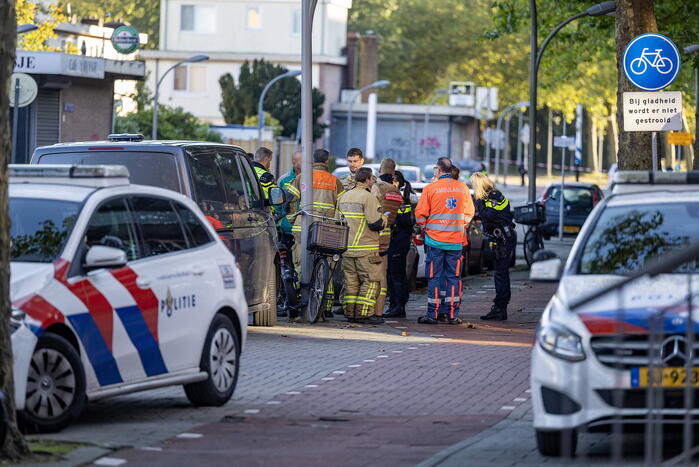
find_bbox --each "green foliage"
[243,112,282,136]
[219,59,326,140]
[16,0,76,52]
[116,106,222,142]
[60,0,159,48]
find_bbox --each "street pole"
[652,132,658,171]
[516,110,524,167]
[300,0,317,290]
[558,119,566,241]
[258,70,302,145]
[504,111,512,186]
[152,55,209,140]
[346,80,390,152]
[11,77,20,164]
[366,92,378,160]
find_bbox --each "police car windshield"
[10,198,80,263]
[578,202,699,275]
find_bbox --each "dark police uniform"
[385,200,415,317]
[475,189,516,320]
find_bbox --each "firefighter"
[337,167,387,324]
[371,158,403,318]
[471,172,516,321]
[286,149,343,317]
[414,157,474,325]
[385,171,415,318]
[252,147,280,205]
[340,147,365,192]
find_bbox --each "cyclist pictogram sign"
[623,33,680,91]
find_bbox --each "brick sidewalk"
[88,271,555,467]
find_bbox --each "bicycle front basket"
[514,202,545,225]
[307,222,349,255]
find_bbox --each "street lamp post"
[151,54,209,140]
[11,24,39,163]
[345,80,390,150]
[258,70,302,144]
[494,101,529,183]
[528,1,615,202]
[422,89,448,160]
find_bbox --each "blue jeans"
[425,246,462,319]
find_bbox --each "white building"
[142,0,351,125]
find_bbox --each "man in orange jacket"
[415,157,474,324]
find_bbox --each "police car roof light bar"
[613,170,699,185]
[107,133,144,142]
[9,164,131,179]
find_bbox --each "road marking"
[348,364,361,368]
[243,409,260,415]
[500,406,516,411]
[476,291,487,294]
[525,389,532,393]
[333,371,346,374]
[95,458,127,466]
[395,326,408,329]
[363,359,375,362]
[385,320,398,323]
[514,397,527,402]
[267,401,282,404]
[321,377,335,380]
[376,355,388,358]
[285,391,301,395]
[305,384,319,388]
[428,336,443,339]
[391,350,403,353]
[407,347,418,350]
[138,447,162,452]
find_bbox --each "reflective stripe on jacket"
[337,182,386,257]
[288,162,343,232]
[371,179,403,253]
[253,163,278,199]
[414,175,475,244]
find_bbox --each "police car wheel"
[18,333,86,433]
[184,314,239,406]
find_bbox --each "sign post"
[622,33,682,170]
[8,72,38,163]
[553,128,575,241]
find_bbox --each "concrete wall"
[60,78,114,142]
[159,0,349,57]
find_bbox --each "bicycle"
[513,202,546,268]
[290,209,348,324]
[630,48,673,75]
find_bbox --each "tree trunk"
[615,0,658,170]
[0,1,29,461]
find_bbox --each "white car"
[9,165,247,432]
[530,171,699,456]
[332,164,422,183]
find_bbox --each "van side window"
[188,151,227,214]
[131,197,189,256]
[215,151,248,210]
[238,155,264,210]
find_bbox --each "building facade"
[142,0,351,125]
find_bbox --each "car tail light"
[88,146,124,150]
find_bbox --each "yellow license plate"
[562,225,580,233]
[631,367,699,388]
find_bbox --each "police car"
[530,171,699,456]
[9,165,247,432]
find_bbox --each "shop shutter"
[35,90,60,147]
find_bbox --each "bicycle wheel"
[524,228,544,268]
[630,57,647,75]
[305,256,330,324]
[656,56,673,74]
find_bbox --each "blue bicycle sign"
[623,33,680,91]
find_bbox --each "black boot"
[385,304,406,318]
[480,304,507,321]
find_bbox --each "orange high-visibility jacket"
[415,175,475,244]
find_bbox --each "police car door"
[127,196,212,374]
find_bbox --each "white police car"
[530,171,699,456]
[9,165,247,432]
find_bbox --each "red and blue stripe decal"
[579,305,699,336]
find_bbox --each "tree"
[16,0,75,52]
[116,107,223,142]
[1,1,30,460]
[59,0,160,48]
[219,59,326,140]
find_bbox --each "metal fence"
[569,241,699,464]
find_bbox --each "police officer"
[253,147,280,204]
[337,167,387,324]
[415,158,474,325]
[385,171,415,318]
[471,172,516,321]
[371,158,403,319]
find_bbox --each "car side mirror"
[267,187,285,206]
[530,257,563,282]
[84,245,127,271]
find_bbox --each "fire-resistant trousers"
[425,246,462,320]
[343,255,382,319]
[373,255,388,316]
